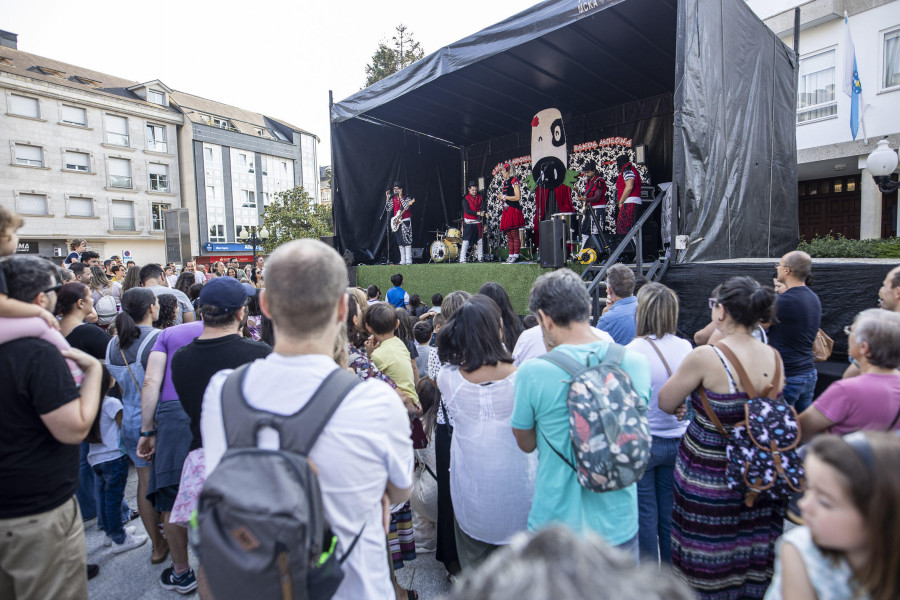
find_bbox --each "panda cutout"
[531,108,568,189]
[529,108,575,233]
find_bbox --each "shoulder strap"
[113,329,160,391]
[538,350,585,376]
[644,337,672,377]
[221,365,360,454]
[716,342,782,400]
[697,388,728,437]
[713,343,759,398]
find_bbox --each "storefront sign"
[16,240,39,254]
[204,243,256,253]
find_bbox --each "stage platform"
[355,258,896,359]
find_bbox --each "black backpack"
[195,365,363,600]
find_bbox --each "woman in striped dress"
[659,277,786,600]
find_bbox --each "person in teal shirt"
[511,269,650,558]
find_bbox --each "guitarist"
[461,180,485,263]
[386,181,414,265]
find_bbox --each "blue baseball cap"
[198,277,256,310]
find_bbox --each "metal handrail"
[585,187,666,297]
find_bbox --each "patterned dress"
[671,349,786,600]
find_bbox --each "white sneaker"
[111,530,148,554]
[103,525,137,547]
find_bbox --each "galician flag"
[842,12,863,140]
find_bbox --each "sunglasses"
[43,284,62,295]
[708,297,719,309]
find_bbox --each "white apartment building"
[0,34,183,264]
[747,0,900,240]
[170,90,317,264]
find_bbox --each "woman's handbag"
[812,328,834,362]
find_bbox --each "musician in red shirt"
[615,155,643,235]
[461,181,485,263]
[575,160,609,247]
[386,181,414,264]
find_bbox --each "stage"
[355,258,895,360]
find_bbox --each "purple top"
[151,321,204,402]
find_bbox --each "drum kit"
[429,226,462,263]
[427,212,607,264]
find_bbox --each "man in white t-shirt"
[201,239,413,600]
[513,321,613,366]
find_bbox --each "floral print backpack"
[540,344,651,492]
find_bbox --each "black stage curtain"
[331,118,462,263]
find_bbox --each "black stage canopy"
[331,0,798,263]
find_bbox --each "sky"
[3,0,539,166]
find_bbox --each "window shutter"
[10,95,39,118]
[69,197,93,217]
[66,151,90,168]
[18,194,47,215]
[105,114,128,134]
[61,105,86,125]
[15,144,42,162]
[108,158,131,176]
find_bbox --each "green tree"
[364,24,425,87]
[260,186,333,253]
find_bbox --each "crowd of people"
[1,201,899,600]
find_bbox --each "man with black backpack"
[199,239,414,600]
[511,269,651,560]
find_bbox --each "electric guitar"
[390,198,416,231]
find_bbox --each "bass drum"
[430,240,459,263]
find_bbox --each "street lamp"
[866,138,900,194]
[238,225,270,264]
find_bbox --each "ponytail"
[117,288,156,349]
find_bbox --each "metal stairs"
[580,187,671,325]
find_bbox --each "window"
[108,157,132,188]
[61,105,87,126]
[241,190,256,208]
[846,177,857,192]
[146,123,167,152]
[9,94,39,118]
[207,186,215,200]
[18,193,49,215]
[239,154,248,167]
[73,75,101,87]
[884,28,900,90]
[110,200,135,230]
[68,196,93,217]
[281,161,288,174]
[798,50,837,123]
[209,224,225,242]
[105,114,129,146]
[64,150,90,172]
[37,66,65,78]
[204,147,214,162]
[151,203,169,231]
[149,163,169,192]
[14,144,43,167]
[148,90,166,105]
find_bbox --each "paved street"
[86,466,453,599]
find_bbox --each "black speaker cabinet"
[539,219,566,268]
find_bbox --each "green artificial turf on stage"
[356,262,585,315]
